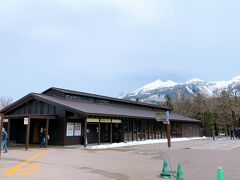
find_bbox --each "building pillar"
[140,120,142,141]
[0,114,3,159]
[84,117,87,148]
[110,119,112,144]
[45,118,49,147]
[154,121,157,139]
[148,120,150,140]
[136,120,138,141]
[127,119,130,142]
[98,118,101,145]
[7,119,10,143]
[132,120,134,141]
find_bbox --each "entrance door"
[30,119,46,144]
[33,121,41,143]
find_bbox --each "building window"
[66,122,81,136]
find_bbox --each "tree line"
[0,97,13,110]
[162,91,240,135]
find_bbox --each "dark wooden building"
[0,87,202,147]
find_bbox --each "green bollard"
[217,167,224,180]
[160,159,173,179]
[177,163,184,180]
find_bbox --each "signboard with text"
[24,118,29,125]
[156,111,170,124]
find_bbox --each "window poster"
[74,123,81,136]
[66,123,74,136]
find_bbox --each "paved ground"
[1,138,240,180]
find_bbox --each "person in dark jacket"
[39,128,46,147]
[1,128,8,153]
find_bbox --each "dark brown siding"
[87,123,98,144]
[182,123,200,137]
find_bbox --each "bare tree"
[0,97,13,110]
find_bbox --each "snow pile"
[87,137,207,149]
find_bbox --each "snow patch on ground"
[87,137,207,149]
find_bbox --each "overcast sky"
[1,0,240,100]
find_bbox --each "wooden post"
[25,117,31,150]
[160,124,163,139]
[167,123,171,148]
[0,114,3,159]
[154,121,157,139]
[139,120,142,141]
[84,117,87,148]
[132,119,134,141]
[45,118,49,147]
[136,120,138,141]
[98,118,101,145]
[7,119,10,144]
[148,120,150,140]
[110,119,112,144]
[127,119,129,142]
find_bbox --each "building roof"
[169,113,201,123]
[0,88,201,123]
[35,94,160,119]
[43,87,171,110]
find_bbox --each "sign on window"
[74,123,81,136]
[66,123,74,136]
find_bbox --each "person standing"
[1,128,8,153]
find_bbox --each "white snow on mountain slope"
[186,78,204,84]
[230,75,240,82]
[213,81,228,89]
[133,79,177,94]
[124,75,240,102]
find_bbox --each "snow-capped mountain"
[123,76,240,103]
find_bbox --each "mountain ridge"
[123,76,240,103]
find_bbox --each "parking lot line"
[4,152,46,177]
[18,163,40,176]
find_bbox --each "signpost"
[166,111,171,148]
[24,117,30,150]
[156,111,171,148]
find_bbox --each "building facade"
[0,87,202,147]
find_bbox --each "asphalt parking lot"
[1,138,240,180]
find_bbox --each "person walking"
[1,128,8,153]
[39,128,46,147]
